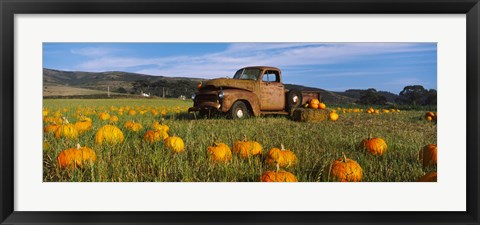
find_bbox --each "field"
[43,84,109,96]
[43,98,437,182]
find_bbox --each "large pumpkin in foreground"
[57,144,96,169]
[416,172,437,182]
[326,154,363,182]
[95,125,125,145]
[233,137,262,159]
[260,170,298,182]
[419,144,437,167]
[265,144,297,168]
[207,143,232,163]
[54,118,78,140]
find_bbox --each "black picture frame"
[1,0,479,224]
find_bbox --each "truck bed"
[300,91,321,105]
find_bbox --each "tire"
[286,90,302,112]
[229,101,250,119]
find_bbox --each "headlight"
[191,94,196,100]
[218,91,224,99]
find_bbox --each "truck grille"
[195,94,218,104]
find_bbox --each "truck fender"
[221,89,261,116]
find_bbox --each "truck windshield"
[233,68,261,80]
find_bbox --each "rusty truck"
[188,66,320,119]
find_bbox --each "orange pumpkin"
[42,109,49,117]
[425,112,436,121]
[329,112,339,121]
[197,82,203,90]
[309,99,320,109]
[109,115,119,123]
[150,109,159,116]
[151,121,170,133]
[265,144,297,168]
[44,123,60,134]
[54,118,78,139]
[233,136,262,158]
[124,120,143,132]
[420,144,437,167]
[327,153,363,182]
[57,143,96,169]
[260,170,298,182]
[143,130,169,143]
[416,172,437,182]
[95,125,124,145]
[98,112,111,121]
[207,143,232,163]
[359,136,387,156]
[74,118,92,134]
[318,102,326,110]
[164,136,185,153]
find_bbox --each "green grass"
[43,98,437,182]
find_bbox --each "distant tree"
[424,89,437,105]
[132,80,149,94]
[116,87,127,93]
[398,85,428,106]
[357,88,387,105]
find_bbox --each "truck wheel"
[286,90,302,112]
[229,101,249,119]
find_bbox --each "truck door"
[260,70,285,110]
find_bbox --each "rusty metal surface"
[259,81,285,110]
[192,66,320,116]
[220,89,261,116]
[205,78,256,92]
[301,91,321,105]
[188,102,221,112]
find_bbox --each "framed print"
[1,0,479,224]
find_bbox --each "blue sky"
[43,43,437,94]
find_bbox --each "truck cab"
[189,66,319,119]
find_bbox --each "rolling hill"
[43,68,398,104]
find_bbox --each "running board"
[259,111,289,115]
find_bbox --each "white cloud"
[71,43,436,79]
[70,47,118,57]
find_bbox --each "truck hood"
[205,78,255,92]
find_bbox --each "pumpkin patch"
[43,98,436,182]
